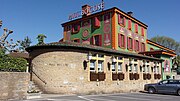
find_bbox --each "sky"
[0,0,180,45]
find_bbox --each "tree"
[37,34,47,45]
[17,36,32,52]
[150,36,180,54]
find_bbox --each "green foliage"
[37,34,47,45]
[18,36,32,52]
[150,36,180,54]
[0,48,27,72]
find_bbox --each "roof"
[139,50,176,57]
[26,42,162,61]
[147,39,175,54]
[61,7,148,28]
[9,52,29,59]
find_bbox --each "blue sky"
[0,0,180,45]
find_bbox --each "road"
[23,92,180,101]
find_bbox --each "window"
[157,66,159,73]
[98,61,103,72]
[118,14,123,25]
[118,57,123,60]
[129,65,132,72]
[135,40,139,51]
[118,34,125,48]
[143,65,146,73]
[98,54,104,58]
[128,20,132,30]
[118,63,122,72]
[90,60,95,71]
[73,39,80,43]
[134,64,138,73]
[90,35,102,46]
[141,43,145,52]
[72,24,80,33]
[165,60,170,72]
[112,62,116,72]
[150,48,154,51]
[147,65,150,73]
[128,37,133,50]
[141,27,144,36]
[135,24,138,33]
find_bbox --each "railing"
[32,71,47,84]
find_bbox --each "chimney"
[127,11,133,16]
[82,4,91,17]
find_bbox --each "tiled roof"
[26,42,163,61]
[9,52,29,59]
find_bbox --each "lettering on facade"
[68,2,104,20]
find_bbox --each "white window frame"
[112,62,116,72]
[118,62,122,72]
[98,61,104,72]
[90,60,96,72]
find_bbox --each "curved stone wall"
[30,48,161,94]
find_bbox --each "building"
[26,3,176,94]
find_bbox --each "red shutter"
[118,14,121,24]
[90,36,94,45]
[77,24,80,31]
[118,34,121,47]
[127,37,130,49]
[135,24,138,33]
[123,17,126,26]
[72,25,75,33]
[99,35,102,46]
[141,27,144,36]
[139,42,141,52]
[132,39,135,51]
[77,39,80,43]
[94,17,100,28]
[128,20,132,30]
[124,35,126,49]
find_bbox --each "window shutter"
[77,39,80,43]
[128,20,132,30]
[135,24,138,33]
[72,25,75,33]
[164,60,167,72]
[90,36,94,45]
[94,17,100,28]
[127,37,130,49]
[132,39,135,50]
[99,35,102,46]
[77,24,80,31]
[139,42,141,52]
[141,27,144,36]
[124,35,126,49]
[123,17,126,26]
[118,14,121,25]
[118,34,120,47]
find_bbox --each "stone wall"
[30,48,161,94]
[0,72,30,100]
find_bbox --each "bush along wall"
[0,49,27,72]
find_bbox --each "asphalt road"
[23,92,180,101]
